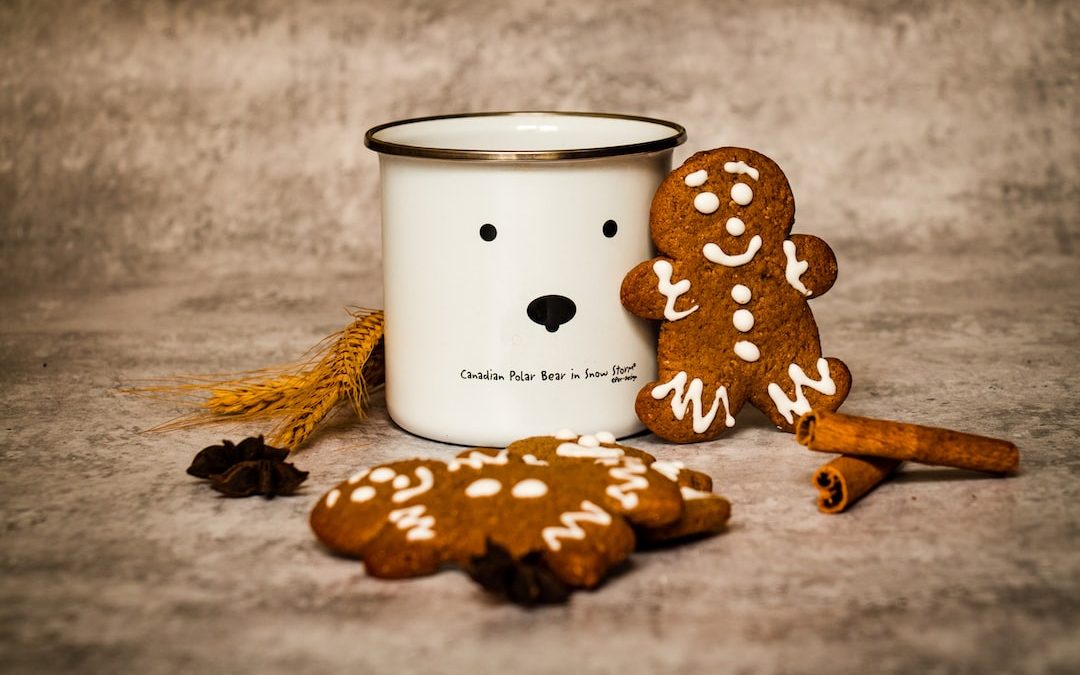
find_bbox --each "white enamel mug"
[366,111,686,446]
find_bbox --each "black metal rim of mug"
[364,111,687,162]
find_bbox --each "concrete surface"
[2,1,1078,674]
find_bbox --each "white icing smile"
[703,235,762,267]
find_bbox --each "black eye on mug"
[479,223,497,241]
[603,219,618,238]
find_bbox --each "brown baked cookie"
[309,433,732,588]
[621,147,851,443]
[311,439,664,588]
[504,432,731,544]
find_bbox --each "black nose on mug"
[527,295,577,333]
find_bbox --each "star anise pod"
[187,435,289,478]
[210,459,309,499]
[466,541,571,606]
[187,436,307,499]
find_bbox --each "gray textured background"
[3,0,1076,289]
[2,1,1079,674]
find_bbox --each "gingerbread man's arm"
[786,234,839,298]
[621,257,700,322]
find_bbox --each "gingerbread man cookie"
[621,147,851,442]
[309,433,730,588]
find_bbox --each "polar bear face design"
[380,159,666,446]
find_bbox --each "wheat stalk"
[270,310,384,448]
[138,309,385,450]
[204,374,311,416]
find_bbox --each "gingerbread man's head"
[649,147,795,261]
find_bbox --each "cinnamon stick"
[812,455,902,514]
[796,410,1019,474]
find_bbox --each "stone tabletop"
[2,2,1077,673]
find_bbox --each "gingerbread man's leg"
[636,371,748,443]
[750,355,851,432]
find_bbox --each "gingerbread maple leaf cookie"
[309,433,730,589]
[621,147,851,443]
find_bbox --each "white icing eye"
[731,284,752,304]
[731,183,753,206]
[725,217,746,236]
[369,467,396,483]
[511,479,549,498]
[694,192,720,214]
[465,478,503,498]
[350,485,376,503]
[684,169,708,187]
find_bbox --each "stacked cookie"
[310,432,730,597]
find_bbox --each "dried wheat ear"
[140,309,384,450]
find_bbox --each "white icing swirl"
[653,260,699,322]
[541,500,612,551]
[782,240,812,296]
[606,461,649,510]
[767,358,837,424]
[388,505,436,541]
[391,466,436,503]
[650,371,735,434]
[649,460,685,483]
